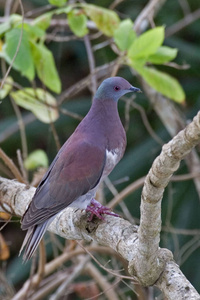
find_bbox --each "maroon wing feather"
[21,140,106,230]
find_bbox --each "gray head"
[95,77,141,102]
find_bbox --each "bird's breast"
[103,147,123,177]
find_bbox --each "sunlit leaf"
[33,12,53,30]
[11,88,59,123]
[33,6,73,31]
[128,26,165,60]
[0,76,13,100]
[31,42,61,93]
[83,4,120,36]
[53,6,72,15]
[4,28,35,80]
[114,19,136,51]
[134,65,185,103]
[0,21,10,36]
[24,149,49,170]
[48,0,67,6]
[68,10,88,37]
[9,14,22,26]
[19,23,45,39]
[148,46,178,64]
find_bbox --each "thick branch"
[0,112,200,299]
[141,80,200,200]
[129,111,200,286]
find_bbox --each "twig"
[16,149,28,184]
[85,263,121,300]
[59,107,83,121]
[84,35,97,97]
[124,97,133,131]
[172,172,200,182]
[108,176,146,209]
[0,161,13,178]
[93,40,112,51]
[134,0,167,34]
[0,271,15,298]
[25,4,52,17]
[10,96,28,160]
[57,61,118,105]
[162,226,200,236]
[12,246,119,300]
[178,0,191,15]
[0,113,36,144]
[49,255,90,300]
[178,236,200,266]
[164,62,190,70]
[104,177,118,196]
[77,241,136,281]
[166,8,200,37]
[129,100,164,145]
[45,33,81,42]
[26,272,69,300]
[38,240,46,280]
[49,122,61,152]
[0,148,24,183]
[109,0,125,10]
[4,0,13,17]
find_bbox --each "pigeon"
[20,76,141,261]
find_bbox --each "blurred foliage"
[0,0,200,299]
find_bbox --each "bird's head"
[95,76,141,102]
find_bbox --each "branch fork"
[0,111,200,299]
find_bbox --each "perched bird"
[20,77,141,261]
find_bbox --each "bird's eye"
[114,86,120,91]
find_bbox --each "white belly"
[103,148,122,177]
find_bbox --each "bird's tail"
[19,220,50,262]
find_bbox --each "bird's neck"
[88,98,120,128]
[79,98,126,151]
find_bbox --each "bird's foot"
[86,199,120,221]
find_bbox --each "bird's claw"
[86,199,120,221]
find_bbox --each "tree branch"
[0,112,200,298]
[131,111,200,286]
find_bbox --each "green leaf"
[9,14,22,26]
[24,149,49,170]
[114,19,136,51]
[0,22,11,36]
[68,10,88,37]
[32,7,72,31]
[128,26,165,60]
[0,76,13,100]
[83,4,120,36]
[4,28,35,80]
[31,42,61,93]
[11,88,59,123]
[134,65,185,103]
[33,12,53,30]
[53,6,72,15]
[20,23,45,39]
[148,46,178,64]
[48,0,67,6]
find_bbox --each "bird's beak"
[129,86,142,93]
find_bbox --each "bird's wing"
[21,140,106,229]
